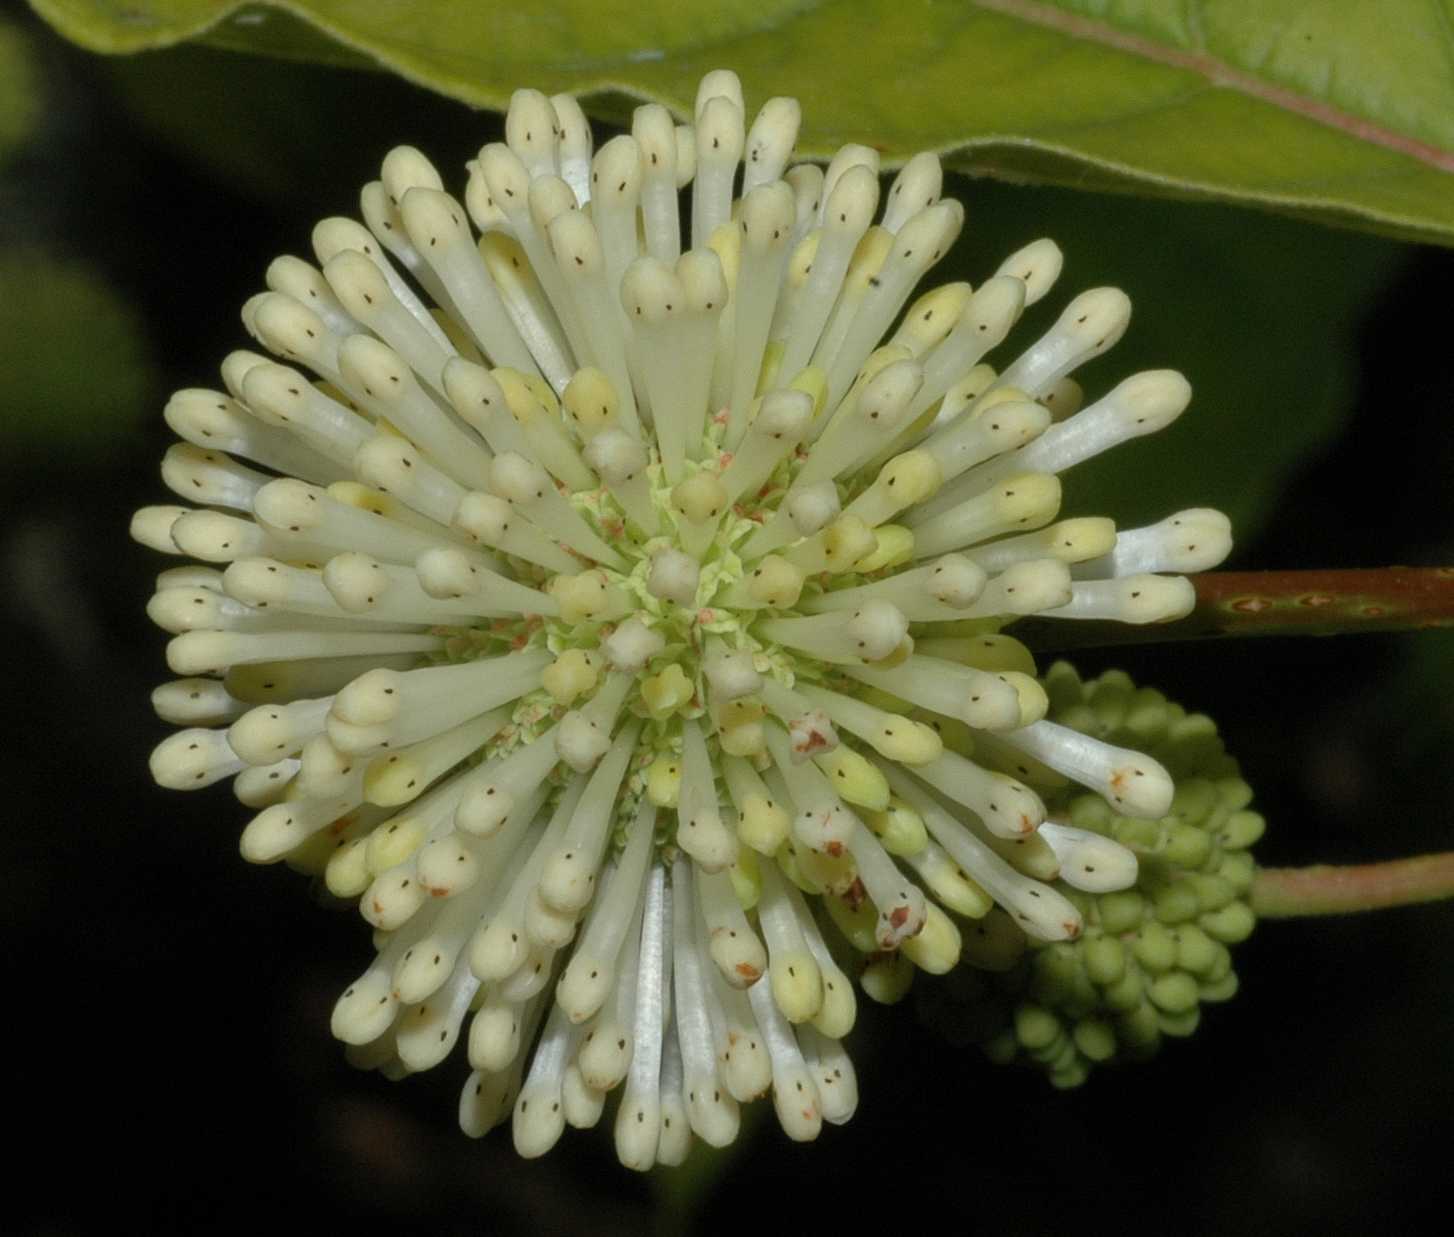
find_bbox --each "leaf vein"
[971,0,1454,173]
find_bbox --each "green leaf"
[28,0,1454,244]
[0,249,155,457]
[0,17,40,167]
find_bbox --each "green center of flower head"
[137,67,1252,1167]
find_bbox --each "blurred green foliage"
[1,14,156,457]
[0,248,154,452]
[0,17,38,162]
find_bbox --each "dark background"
[6,4,1454,1233]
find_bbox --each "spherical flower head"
[137,68,1236,1165]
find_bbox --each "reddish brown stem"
[1251,853,1454,918]
[1013,566,1454,651]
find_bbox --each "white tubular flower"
[137,68,1232,1166]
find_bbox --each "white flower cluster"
[135,68,1232,1167]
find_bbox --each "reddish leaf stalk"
[1014,566,1454,650]
[1251,853,1454,918]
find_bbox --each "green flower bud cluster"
[916,661,1264,1087]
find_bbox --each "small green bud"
[1049,1060,1090,1090]
[1073,1017,1118,1063]
[1220,809,1266,849]
[1216,777,1254,812]
[1058,702,1098,734]
[1186,872,1237,913]
[1200,901,1256,944]
[1040,660,1084,712]
[1060,969,1102,1023]
[1162,821,1212,868]
[1166,713,1221,766]
[1113,817,1163,851]
[1131,922,1177,973]
[1148,970,1199,1014]
[1122,687,1170,744]
[1198,971,1240,1004]
[1099,966,1145,1013]
[1082,936,1126,986]
[1041,1034,1078,1071]
[1151,1011,1198,1040]
[1068,793,1114,834]
[1168,777,1218,827]
[1088,669,1133,726]
[1030,942,1081,1002]
[1202,941,1233,984]
[1152,880,1202,925]
[1097,889,1145,934]
[1156,1006,1202,1038]
[1218,850,1257,894]
[1172,924,1219,975]
[1014,1003,1061,1051]
[1116,1000,1161,1050]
